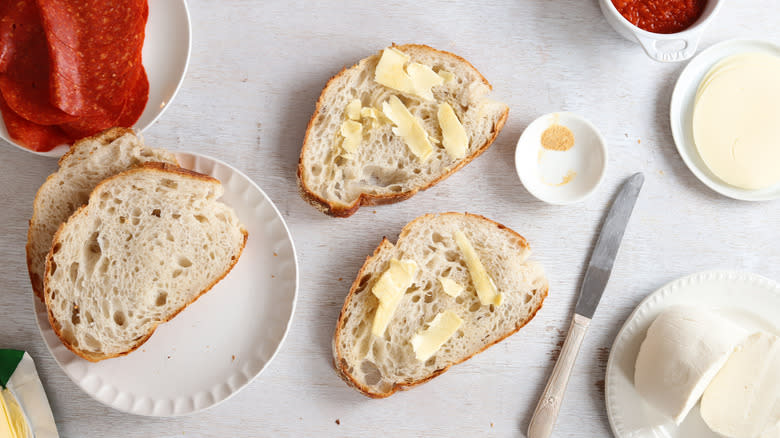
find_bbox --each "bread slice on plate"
[43,163,248,362]
[26,127,178,301]
[298,44,509,217]
[333,212,548,397]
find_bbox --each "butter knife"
[528,172,644,438]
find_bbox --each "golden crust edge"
[26,127,179,302]
[331,212,548,397]
[42,164,247,362]
[296,44,509,218]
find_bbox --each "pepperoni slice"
[36,0,148,117]
[0,93,71,152]
[59,62,147,138]
[117,65,149,127]
[0,0,149,151]
[0,0,76,125]
[0,1,17,71]
[57,106,120,139]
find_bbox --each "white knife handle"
[527,313,591,438]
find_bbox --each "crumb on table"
[595,379,605,396]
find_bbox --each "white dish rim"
[605,270,780,437]
[669,38,780,201]
[33,151,299,417]
[0,0,192,158]
[515,111,608,205]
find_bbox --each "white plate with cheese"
[670,39,780,200]
[605,270,780,438]
[34,152,298,416]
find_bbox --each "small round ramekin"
[599,0,724,62]
[515,112,607,205]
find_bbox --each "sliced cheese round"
[701,332,780,438]
[762,423,780,438]
[634,306,749,425]
[695,54,757,105]
[692,53,780,190]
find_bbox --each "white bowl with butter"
[515,112,607,204]
[670,39,780,201]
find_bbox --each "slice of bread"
[298,44,509,217]
[333,213,548,397]
[26,127,178,301]
[43,163,248,362]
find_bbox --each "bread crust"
[42,164,248,362]
[297,44,509,217]
[26,127,177,301]
[332,212,548,397]
[56,127,136,166]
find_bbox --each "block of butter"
[374,47,443,101]
[411,310,463,361]
[453,230,502,306]
[0,350,58,438]
[382,96,433,162]
[371,259,418,337]
[438,102,468,159]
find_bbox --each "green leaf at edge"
[0,350,24,389]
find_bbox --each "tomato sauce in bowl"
[611,0,707,34]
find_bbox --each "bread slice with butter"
[43,163,248,362]
[26,127,178,302]
[333,213,548,397]
[298,44,509,217]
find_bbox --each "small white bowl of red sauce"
[600,0,723,62]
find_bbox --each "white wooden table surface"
[1,1,778,436]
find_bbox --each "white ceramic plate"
[515,112,607,204]
[0,0,191,157]
[34,152,298,416]
[670,39,780,201]
[605,271,780,438]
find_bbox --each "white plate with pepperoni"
[0,0,191,157]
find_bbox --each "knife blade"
[575,172,645,319]
[528,172,644,438]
